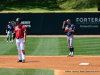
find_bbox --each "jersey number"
[19,31,21,34]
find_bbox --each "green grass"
[74,37,100,55]
[0,68,54,75]
[1,6,98,11]
[0,37,100,56]
[0,37,100,75]
[2,7,98,11]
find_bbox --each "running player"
[62,19,76,57]
[11,18,26,63]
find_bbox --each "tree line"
[0,0,100,11]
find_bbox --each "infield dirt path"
[0,56,100,75]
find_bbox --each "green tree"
[98,0,100,11]
[0,0,99,11]
[57,0,97,9]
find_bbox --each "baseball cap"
[66,19,71,22]
[8,22,11,23]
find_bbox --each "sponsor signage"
[21,21,31,28]
[9,18,32,33]
[76,18,100,28]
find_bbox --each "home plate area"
[0,56,100,75]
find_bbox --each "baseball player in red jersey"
[11,18,26,63]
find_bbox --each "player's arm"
[24,31,26,41]
[12,27,16,40]
[11,27,16,44]
[69,30,75,33]
[13,33,16,40]
[11,33,15,44]
[62,21,66,30]
[23,31,26,44]
[6,26,8,33]
[6,30,7,33]
[12,26,14,32]
[69,25,76,33]
[23,26,27,44]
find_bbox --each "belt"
[16,38,23,39]
[67,35,71,36]
[67,34,73,36]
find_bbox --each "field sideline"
[0,35,100,37]
[0,35,100,75]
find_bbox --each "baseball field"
[0,35,100,75]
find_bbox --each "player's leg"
[22,49,25,63]
[16,39,22,62]
[10,31,12,42]
[7,31,10,42]
[70,35,74,56]
[20,38,25,63]
[67,36,71,56]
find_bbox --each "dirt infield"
[0,56,100,75]
[0,35,100,37]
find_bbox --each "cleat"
[67,52,71,57]
[17,60,22,62]
[22,59,25,63]
[71,52,74,57]
[67,54,71,57]
[71,54,74,57]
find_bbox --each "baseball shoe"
[22,59,25,63]
[71,54,74,57]
[67,52,71,57]
[17,60,22,62]
[67,54,71,57]
[71,52,74,57]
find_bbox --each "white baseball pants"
[7,31,12,38]
[16,38,25,60]
[67,35,74,48]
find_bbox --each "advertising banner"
[8,18,32,33]
[0,12,100,35]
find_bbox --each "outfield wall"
[0,12,100,35]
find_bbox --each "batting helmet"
[16,18,21,23]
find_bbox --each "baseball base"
[79,63,89,65]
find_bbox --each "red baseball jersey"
[14,25,26,38]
